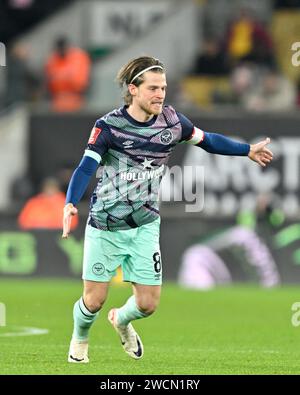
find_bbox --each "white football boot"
[68,338,89,363]
[108,308,144,359]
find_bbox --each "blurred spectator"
[45,36,91,112]
[191,38,229,76]
[214,64,297,111]
[227,63,255,105]
[245,69,296,111]
[213,63,257,106]
[4,43,40,107]
[18,177,78,230]
[224,9,275,69]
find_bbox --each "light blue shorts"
[82,218,162,285]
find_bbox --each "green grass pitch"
[0,279,300,375]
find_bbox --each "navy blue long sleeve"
[66,156,99,206]
[198,132,250,156]
[177,111,250,156]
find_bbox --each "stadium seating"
[181,76,230,108]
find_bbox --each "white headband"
[130,65,164,84]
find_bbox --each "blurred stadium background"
[1,0,300,375]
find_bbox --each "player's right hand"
[62,203,78,239]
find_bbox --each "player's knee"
[136,300,158,316]
[83,295,106,313]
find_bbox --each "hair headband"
[130,65,164,84]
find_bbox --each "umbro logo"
[123,140,134,147]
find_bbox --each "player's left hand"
[248,137,273,167]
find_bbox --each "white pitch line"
[0,326,49,337]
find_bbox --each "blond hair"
[116,56,165,105]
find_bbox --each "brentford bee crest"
[160,129,173,145]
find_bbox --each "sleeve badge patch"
[88,127,102,144]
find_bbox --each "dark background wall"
[0,216,299,284]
